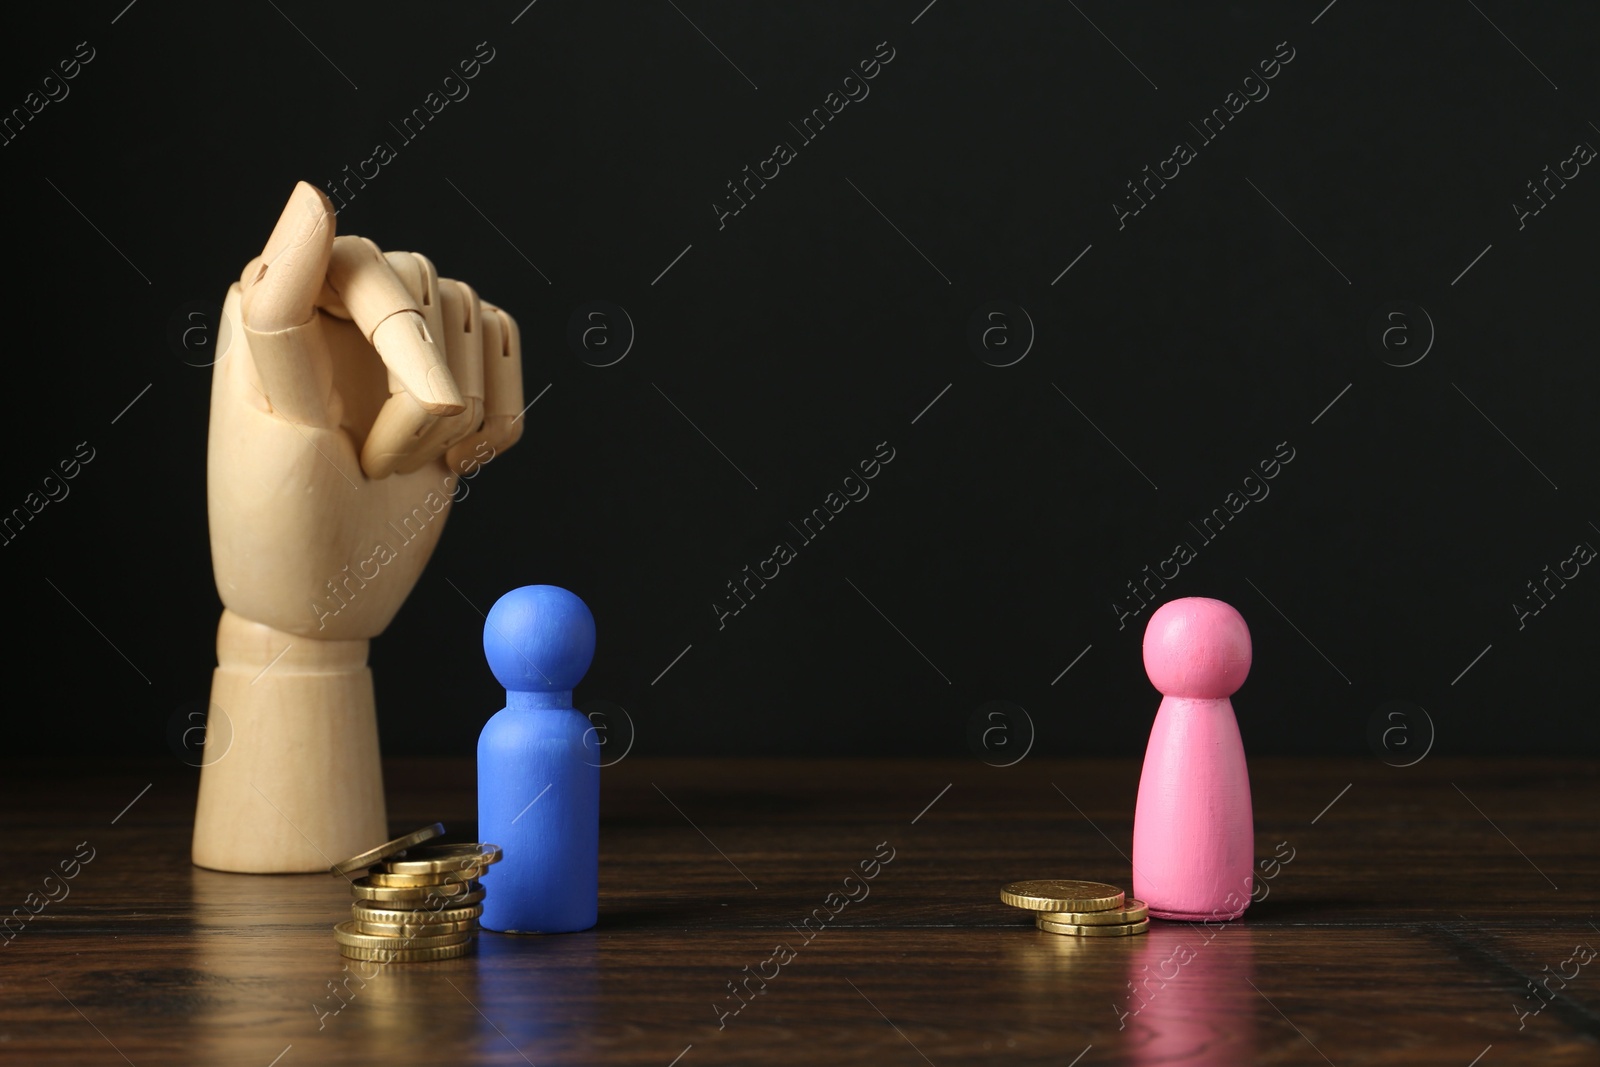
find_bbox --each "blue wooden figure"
[477,585,599,933]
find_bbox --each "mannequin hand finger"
[446,303,524,471]
[326,236,462,416]
[397,278,484,474]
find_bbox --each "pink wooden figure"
[1132,597,1256,921]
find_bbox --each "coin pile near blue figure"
[329,824,502,961]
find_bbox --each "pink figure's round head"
[1143,597,1252,699]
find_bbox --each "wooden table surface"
[5,757,1597,1066]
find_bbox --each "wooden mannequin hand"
[209,181,525,640]
[193,182,525,872]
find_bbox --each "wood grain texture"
[4,757,1597,1066]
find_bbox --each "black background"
[4,2,1597,760]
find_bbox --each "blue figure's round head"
[483,585,596,693]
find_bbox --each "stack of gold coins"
[999,879,1149,936]
[329,825,502,962]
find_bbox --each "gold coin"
[1000,880,1125,912]
[355,918,478,936]
[1036,899,1148,925]
[348,879,483,905]
[332,920,473,950]
[352,903,484,925]
[1036,916,1150,937]
[382,843,502,875]
[367,867,485,888]
[339,940,474,962]
[329,824,445,877]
